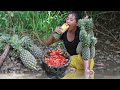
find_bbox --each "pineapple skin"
[9,35,38,70]
[82,47,90,60]
[78,18,96,61]
[76,42,82,54]
[90,46,95,59]
[21,36,43,59]
[19,47,37,70]
[21,36,34,49]
[29,44,43,59]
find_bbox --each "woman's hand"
[54,26,63,34]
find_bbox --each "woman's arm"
[45,32,58,46]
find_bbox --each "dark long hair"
[69,11,84,21]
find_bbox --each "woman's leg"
[69,54,94,70]
[64,54,95,79]
[65,55,94,73]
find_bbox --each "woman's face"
[66,14,78,31]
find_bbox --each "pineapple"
[9,34,38,70]
[83,34,91,47]
[81,34,91,60]
[28,44,43,59]
[90,37,97,59]
[79,18,94,34]
[78,27,91,60]
[19,47,37,70]
[78,19,86,27]
[21,36,43,59]
[79,26,87,41]
[76,42,82,54]
[90,46,95,59]
[82,47,90,60]
[20,36,34,49]
[85,18,94,33]
[0,34,11,43]
[78,18,94,60]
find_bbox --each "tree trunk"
[0,44,10,67]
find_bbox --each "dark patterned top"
[60,26,80,56]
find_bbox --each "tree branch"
[0,44,10,67]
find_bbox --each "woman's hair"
[69,11,83,21]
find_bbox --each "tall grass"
[0,11,69,42]
[2,11,114,46]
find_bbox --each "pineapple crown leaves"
[85,18,94,33]
[9,34,21,50]
[80,25,86,31]
[89,31,94,38]
[82,34,91,47]
[79,17,94,48]
[79,26,87,41]
[79,26,91,47]
[20,36,34,49]
[78,19,85,27]
[78,18,94,34]
[90,36,97,46]
[0,34,11,43]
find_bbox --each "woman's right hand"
[54,26,63,35]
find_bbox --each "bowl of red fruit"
[41,47,71,79]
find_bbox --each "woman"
[45,11,94,79]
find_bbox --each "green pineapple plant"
[28,44,43,59]
[20,36,43,59]
[9,34,38,70]
[0,33,11,52]
[20,36,34,49]
[0,34,11,43]
[80,28,91,60]
[77,18,97,60]
[85,18,94,33]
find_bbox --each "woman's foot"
[89,70,95,79]
[84,70,95,79]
